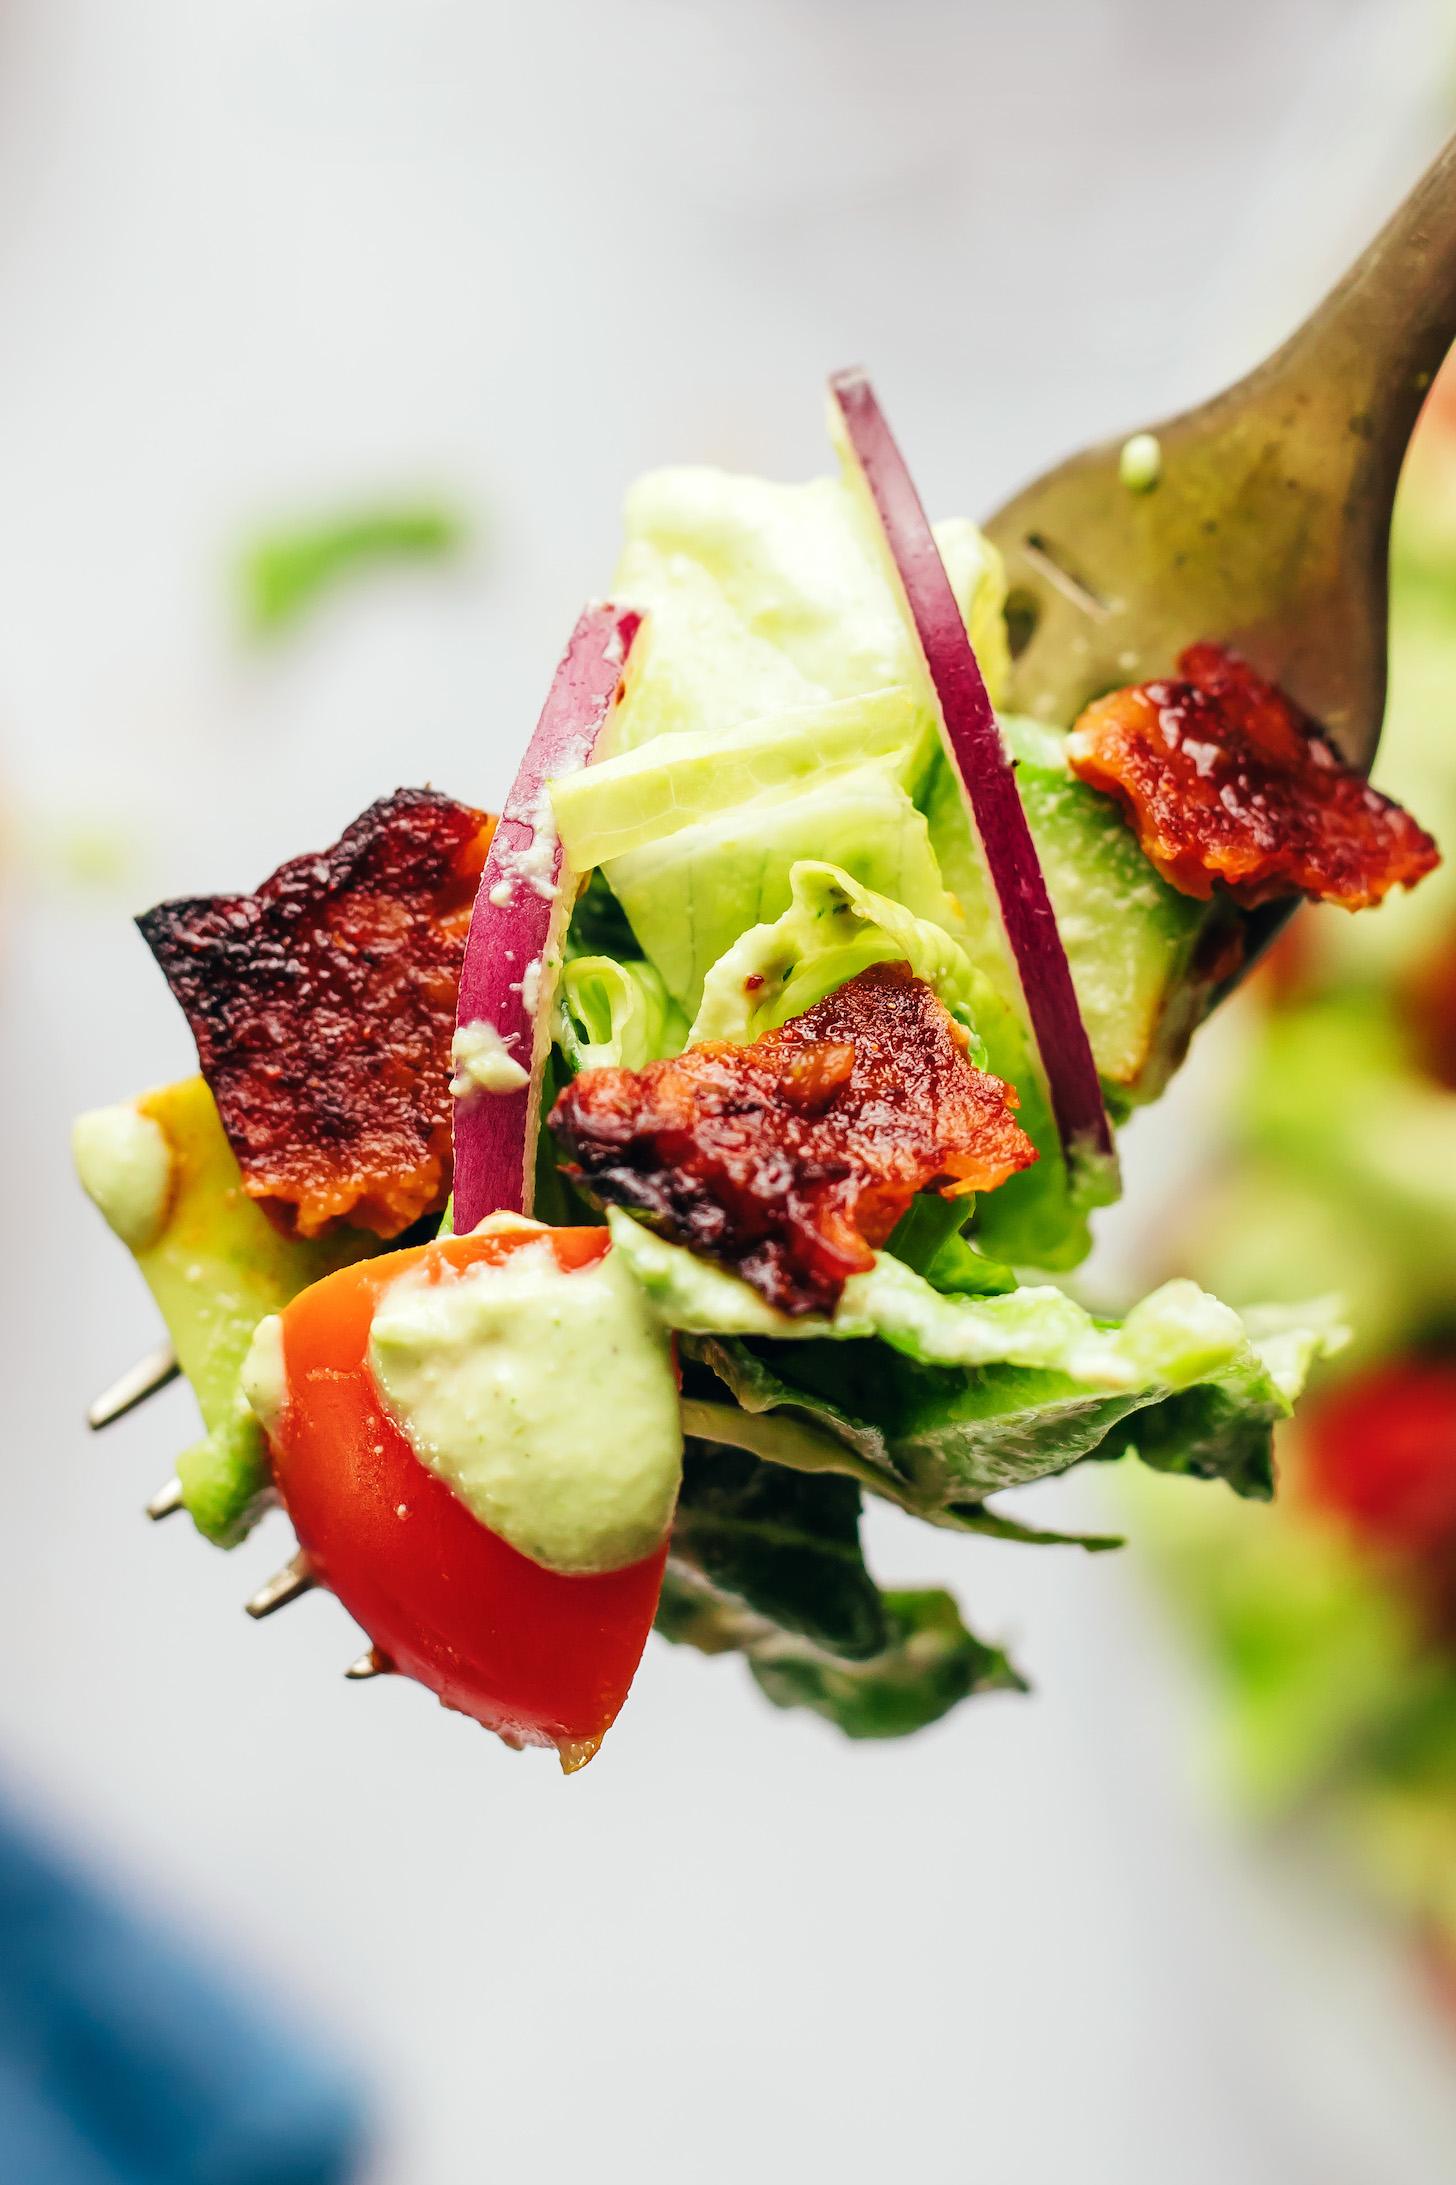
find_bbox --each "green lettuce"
[689,858,994,1044]
[612,465,1010,739]
[923,718,1217,1103]
[611,1211,1343,1508]
[551,687,929,868]
[657,1438,1021,1737]
[746,1589,1024,1737]
[553,954,685,1074]
[662,1439,890,1661]
[598,769,957,1023]
[563,459,1171,1269]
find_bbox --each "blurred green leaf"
[238,501,468,638]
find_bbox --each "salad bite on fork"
[79,320,1441,1762]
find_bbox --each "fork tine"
[146,1477,185,1522]
[344,1648,390,1680]
[88,1343,179,1430]
[245,1551,314,1620]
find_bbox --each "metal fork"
[985,132,1456,778]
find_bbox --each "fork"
[984,131,1456,779]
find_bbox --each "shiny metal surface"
[86,1342,179,1430]
[987,135,1456,776]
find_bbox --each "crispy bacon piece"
[1067,643,1439,909]
[139,788,494,1239]
[549,962,1037,1316]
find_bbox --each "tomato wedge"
[1301,1357,1456,1563]
[267,1223,668,1765]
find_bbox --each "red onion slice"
[452,603,642,1229]
[829,368,1117,1192]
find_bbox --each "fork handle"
[1274,131,1456,488]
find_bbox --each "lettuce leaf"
[569,464,1110,1268]
[612,1211,1343,1507]
[689,858,993,1045]
[615,466,1010,724]
[662,1439,889,1660]
[554,954,685,1073]
[609,545,821,750]
[610,1207,1249,1381]
[747,1588,1024,1737]
[551,687,929,868]
[657,1437,1022,1737]
[1092,1305,1346,1495]
[599,771,957,1024]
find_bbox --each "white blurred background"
[3,4,1456,2179]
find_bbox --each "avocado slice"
[74,1077,378,1544]
[925,717,1226,1105]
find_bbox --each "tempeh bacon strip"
[550,962,1036,1316]
[1068,644,1439,910]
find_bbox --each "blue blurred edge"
[0,1786,369,2185]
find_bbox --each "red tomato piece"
[269,1223,668,1765]
[1301,1357,1456,1563]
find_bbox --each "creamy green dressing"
[449,1019,530,1097]
[240,1314,289,1441]
[72,1102,174,1250]
[368,1230,682,1575]
[1119,431,1162,493]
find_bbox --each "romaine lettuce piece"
[617,466,1010,713]
[657,1440,1021,1736]
[552,687,927,869]
[610,543,821,749]
[746,1587,1024,1738]
[554,954,685,1073]
[602,769,957,1020]
[885,1195,1015,1293]
[689,858,992,1043]
[664,1440,889,1661]
[613,1205,1247,1380]
[610,1210,1343,1506]
[1092,1303,1347,1495]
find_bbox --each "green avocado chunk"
[925,717,1222,1105]
[74,1077,378,1544]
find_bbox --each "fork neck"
[1263,131,1456,511]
